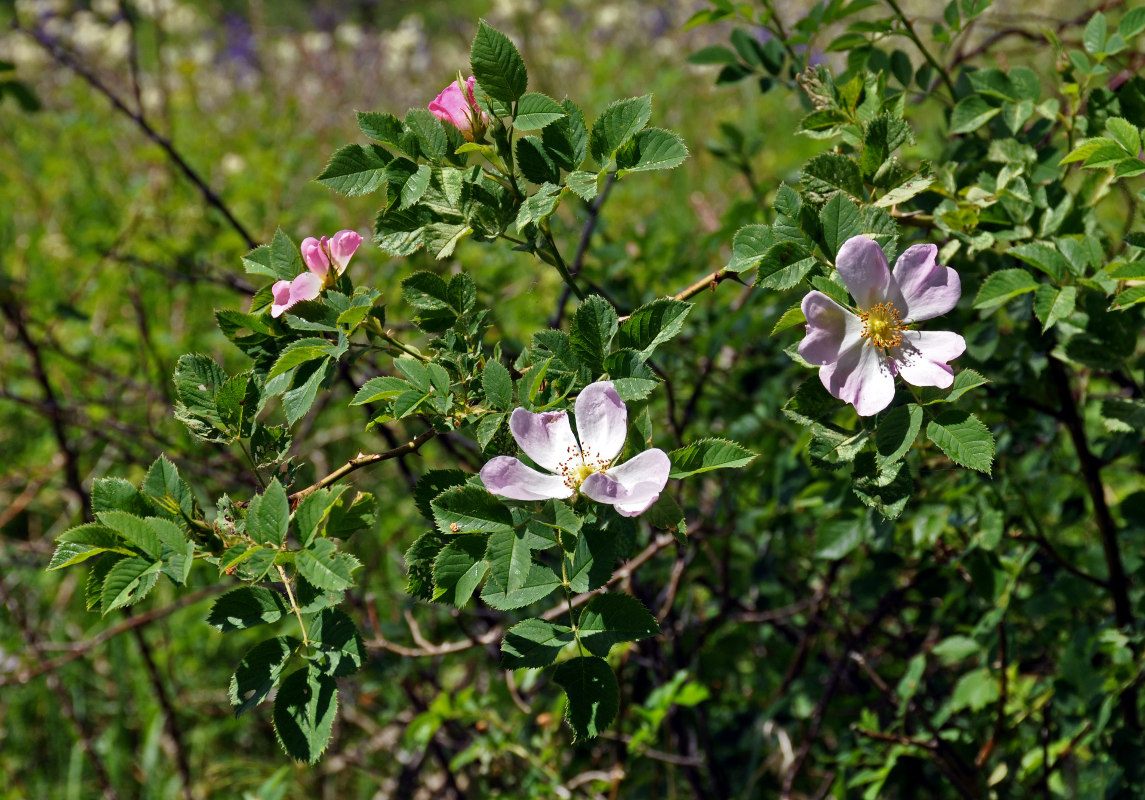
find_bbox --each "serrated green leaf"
[404,108,449,163]
[1105,117,1141,156]
[615,128,689,174]
[316,143,391,196]
[950,95,1000,134]
[553,656,619,740]
[230,636,300,716]
[269,338,338,380]
[501,619,575,669]
[726,224,774,273]
[432,535,488,607]
[295,539,358,592]
[100,557,161,614]
[480,562,561,610]
[617,299,691,358]
[356,111,405,150]
[483,360,513,410]
[350,376,409,406]
[926,410,995,474]
[97,511,162,559]
[249,479,289,548]
[1084,12,1108,55]
[470,20,527,104]
[307,608,366,678]
[1120,6,1145,38]
[432,485,514,534]
[514,92,565,130]
[820,193,863,259]
[49,524,133,570]
[876,404,922,466]
[577,593,659,657]
[668,438,755,478]
[972,269,1040,309]
[273,666,338,764]
[141,455,195,521]
[515,182,563,232]
[1033,284,1077,332]
[589,95,652,162]
[566,170,599,201]
[569,295,619,373]
[485,527,533,596]
[208,586,289,632]
[568,527,617,592]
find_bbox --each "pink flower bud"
[300,237,330,278]
[328,229,363,275]
[429,76,489,141]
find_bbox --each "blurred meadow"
[3,0,1142,798]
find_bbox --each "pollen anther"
[858,301,906,349]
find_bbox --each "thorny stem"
[1049,357,1139,730]
[541,225,587,301]
[883,0,958,102]
[291,429,437,502]
[278,565,309,645]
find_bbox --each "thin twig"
[16,20,257,249]
[0,586,221,686]
[130,626,195,800]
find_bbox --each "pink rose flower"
[798,235,966,416]
[480,381,671,517]
[269,229,363,319]
[300,229,363,282]
[428,76,489,141]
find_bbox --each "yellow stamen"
[858,301,905,349]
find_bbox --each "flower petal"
[289,272,324,304]
[480,456,573,501]
[574,381,627,464]
[429,80,472,133]
[270,280,294,318]
[509,408,581,473]
[835,235,904,310]
[581,449,671,517]
[819,340,896,416]
[300,237,330,278]
[329,230,363,275]
[799,291,863,365]
[892,330,966,389]
[891,244,961,322]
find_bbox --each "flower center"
[858,301,905,349]
[556,442,612,490]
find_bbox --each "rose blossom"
[798,234,966,416]
[428,76,489,141]
[269,229,362,319]
[480,381,671,517]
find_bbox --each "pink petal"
[835,235,904,311]
[892,330,966,389]
[480,456,573,501]
[819,340,896,417]
[429,81,472,134]
[289,272,324,304]
[463,76,490,124]
[574,381,628,465]
[799,291,863,366]
[509,408,581,473]
[581,449,671,517]
[891,244,961,322]
[270,280,294,318]
[300,237,330,278]
[328,230,362,275]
